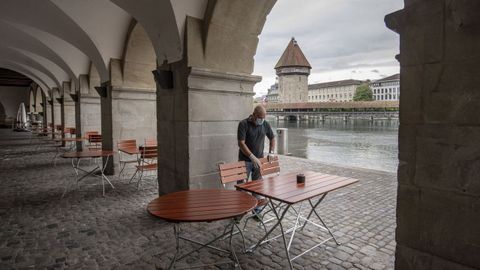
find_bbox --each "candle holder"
[296,173,305,184]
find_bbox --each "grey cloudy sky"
[253,0,404,96]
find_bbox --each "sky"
[253,0,404,96]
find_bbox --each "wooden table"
[51,137,86,165]
[61,150,115,197]
[148,189,257,269]
[236,171,359,269]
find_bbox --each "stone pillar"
[156,64,260,194]
[52,88,62,128]
[41,93,47,129]
[187,68,260,189]
[62,82,76,129]
[107,58,157,173]
[386,1,480,269]
[78,75,101,137]
[99,82,114,175]
[48,99,55,139]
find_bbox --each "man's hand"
[249,153,262,169]
[267,152,277,162]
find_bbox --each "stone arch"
[187,0,276,74]
[0,1,111,82]
[0,62,50,98]
[110,0,182,63]
[121,21,156,89]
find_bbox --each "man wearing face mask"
[237,105,276,214]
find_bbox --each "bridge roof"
[266,100,399,110]
[275,38,311,69]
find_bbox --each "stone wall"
[386,0,480,269]
[278,74,308,103]
[0,85,29,127]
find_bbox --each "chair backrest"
[88,134,102,143]
[85,131,99,140]
[65,127,76,135]
[218,161,247,185]
[259,156,280,176]
[145,137,157,146]
[117,139,136,149]
[139,145,157,160]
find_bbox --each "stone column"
[78,75,101,137]
[99,82,114,175]
[52,88,62,128]
[187,68,260,189]
[47,98,55,139]
[110,86,156,172]
[386,1,480,269]
[41,93,48,129]
[156,64,260,194]
[62,82,76,129]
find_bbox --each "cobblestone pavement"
[0,130,397,270]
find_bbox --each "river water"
[269,118,399,173]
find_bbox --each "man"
[237,105,276,214]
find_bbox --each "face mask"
[255,118,264,126]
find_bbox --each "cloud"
[253,0,403,95]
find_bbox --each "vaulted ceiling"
[0,68,32,87]
[0,0,207,97]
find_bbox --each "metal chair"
[218,161,269,249]
[117,139,138,178]
[145,137,157,146]
[129,144,157,190]
[87,134,102,151]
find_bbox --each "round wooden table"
[148,189,257,222]
[147,189,257,269]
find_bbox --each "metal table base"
[247,193,339,269]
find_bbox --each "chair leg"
[129,169,138,183]
[118,161,126,179]
[136,170,144,190]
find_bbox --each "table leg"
[287,201,304,252]
[228,220,242,269]
[165,220,243,269]
[168,224,181,270]
[99,155,115,197]
[246,200,291,253]
[61,158,79,198]
[301,193,327,231]
[306,197,340,245]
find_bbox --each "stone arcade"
[0,0,479,269]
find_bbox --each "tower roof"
[275,38,312,69]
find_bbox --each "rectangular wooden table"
[236,170,358,269]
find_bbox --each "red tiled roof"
[275,38,311,69]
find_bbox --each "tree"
[353,84,374,101]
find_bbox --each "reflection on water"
[270,119,399,173]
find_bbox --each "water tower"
[275,37,311,103]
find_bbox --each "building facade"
[265,82,279,103]
[308,79,365,102]
[275,38,311,103]
[371,74,400,101]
